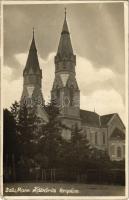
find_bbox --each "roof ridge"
[101,113,116,117]
[80,109,100,127]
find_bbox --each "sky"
[3,2,126,122]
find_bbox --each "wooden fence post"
[44,169,46,181]
[41,169,43,181]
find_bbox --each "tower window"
[56,86,60,105]
[95,132,97,145]
[102,132,106,144]
[69,85,74,106]
[56,86,60,97]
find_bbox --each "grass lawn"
[4,182,125,196]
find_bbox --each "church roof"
[110,128,125,140]
[100,113,115,127]
[23,30,41,75]
[80,110,121,128]
[80,109,100,127]
[57,11,73,57]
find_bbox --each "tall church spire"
[55,9,76,74]
[51,10,80,139]
[52,10,80,122]
[21,30,48,123]
[56,9,74,59]
[23,29,41,75]
[21,30,44,108]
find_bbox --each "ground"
[4,182,125,196]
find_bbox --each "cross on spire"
[61,8,69,34]
[65,8,67,19]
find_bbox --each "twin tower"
[21,12,81,135]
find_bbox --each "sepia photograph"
[1,0,128,198]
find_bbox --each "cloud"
[14,53,27,68]
[41,52,55,103]
[76,56,125,104]
[76,56,125,122]
[3,66,23,109]
[80,89,125,123]
[3,65,12,81]
[76,56,115,86]
[4,3,124,76]
[3,52,125,123]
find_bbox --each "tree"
[10,101,20,124]
[12,103,44,181]
[3,109,17,181]
[70,124,92,171]
[56,124,92,181]
[18,104,42,154]
[39,100,63,169]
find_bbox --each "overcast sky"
[3,2,126,122]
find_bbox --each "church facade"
[21,13,125,161]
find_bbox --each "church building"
[21,11,125,161]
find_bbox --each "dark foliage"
[3,101,125,185]
[3,109,18,181]
[39,100,63,168]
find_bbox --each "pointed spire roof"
[30,28,37,51]
[61,8,69,34]
[57,9,73,57]
[23,28,41,75]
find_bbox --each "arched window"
[95,132,97,145]
[102,132,106,144]
[56,86,60,98]
[55,86,60,105]
[110,145,115,155]
[117,146,122,158]
[69,85,74,106]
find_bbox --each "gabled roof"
[110,128,125,140]
[100,113,115,127]
[80,109,100,127]
[23,31,41,75]
[80,110,125,129]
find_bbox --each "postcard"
[0,1,128,199]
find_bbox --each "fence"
[7,167,124,185]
